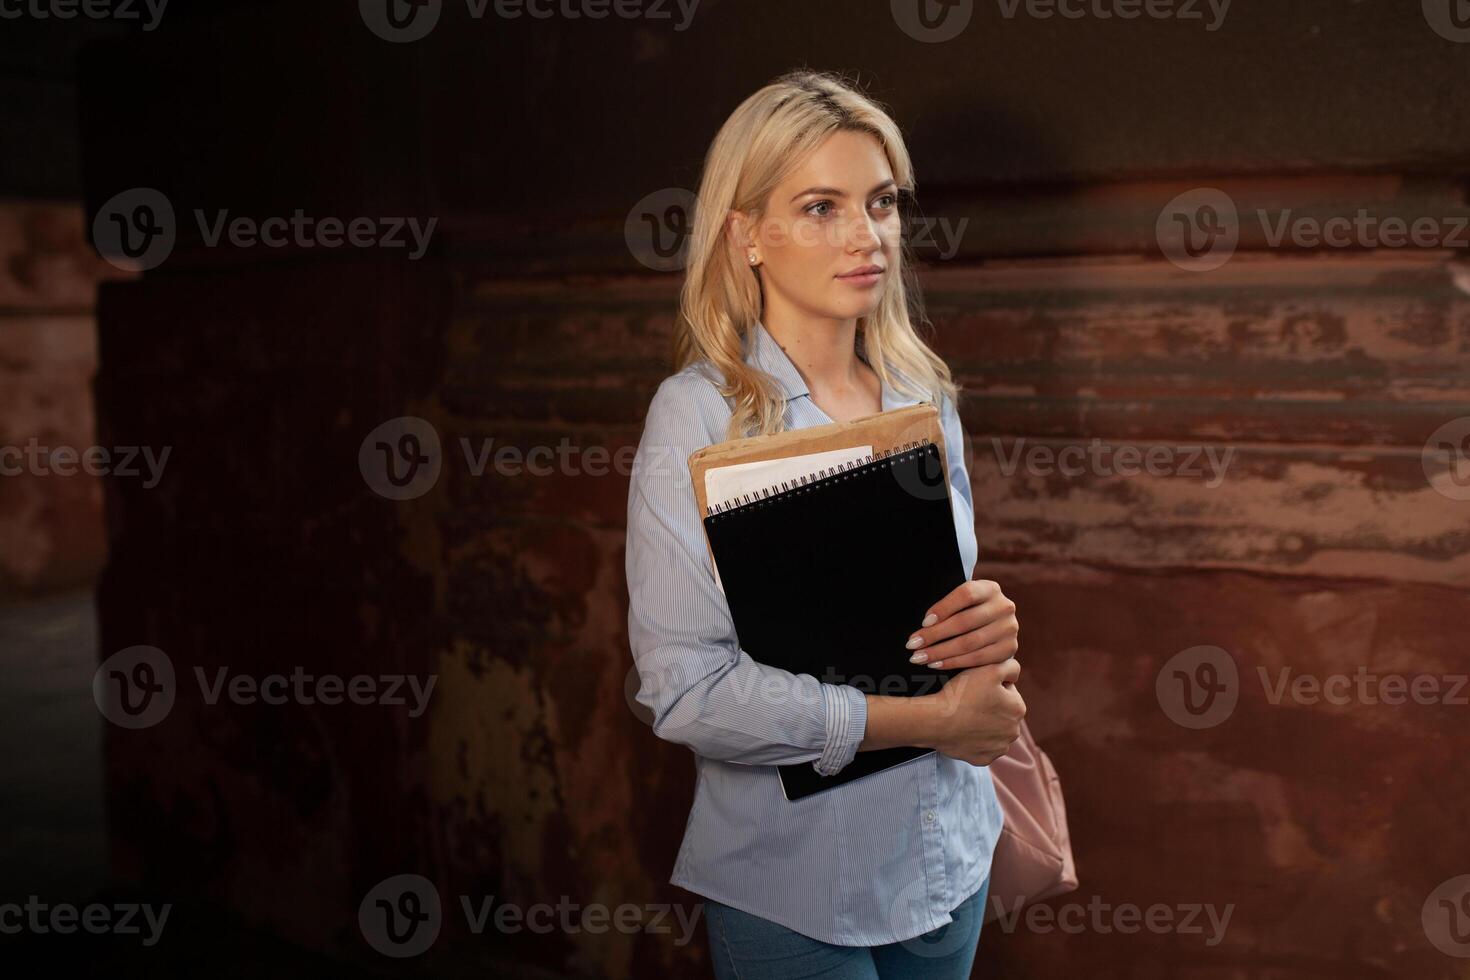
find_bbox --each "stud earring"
[748,252,758,265]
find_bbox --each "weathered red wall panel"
[74,3,1470,977]
[0,202,123,599]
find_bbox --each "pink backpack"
[984,719,1079,922]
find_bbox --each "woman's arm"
[860,657,1025,766]
[858,691,941,752]
[626,375,868,775]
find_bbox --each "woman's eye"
[871,193,897,211]
[805,200,833,217]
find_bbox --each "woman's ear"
[726,210,760,267]
[725,209,752,249]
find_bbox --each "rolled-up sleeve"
[625,374,868,774]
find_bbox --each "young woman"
[625,70,1026,980]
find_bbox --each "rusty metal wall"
[63,1,1470,977]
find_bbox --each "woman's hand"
[904,579,1019,670]
[928,658,1026,765]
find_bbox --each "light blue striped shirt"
[624,320,1003,946]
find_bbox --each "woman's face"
[742,129,901,325]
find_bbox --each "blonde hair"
[673,68,959,440]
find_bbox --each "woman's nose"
[847,215,881,252]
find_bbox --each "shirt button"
[925,810,936,823]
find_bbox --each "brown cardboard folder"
[687,402,946,518]
[686,403,947,575]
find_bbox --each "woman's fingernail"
[927,661,945,669]
[921,613,938,627]
[909,652,928,664]
[905,634,925,650]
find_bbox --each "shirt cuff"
[812,683,869,777]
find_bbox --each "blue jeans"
[703,875,989,980]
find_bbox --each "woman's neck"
[761,313,863,391]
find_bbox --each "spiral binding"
[706,440,936,518]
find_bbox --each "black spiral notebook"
[702,441,968,801]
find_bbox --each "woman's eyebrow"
[790,186,845,201]
[789,179,897,203]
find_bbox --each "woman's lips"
[836,267,885,288]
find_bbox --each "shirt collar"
[745,320,923,412]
